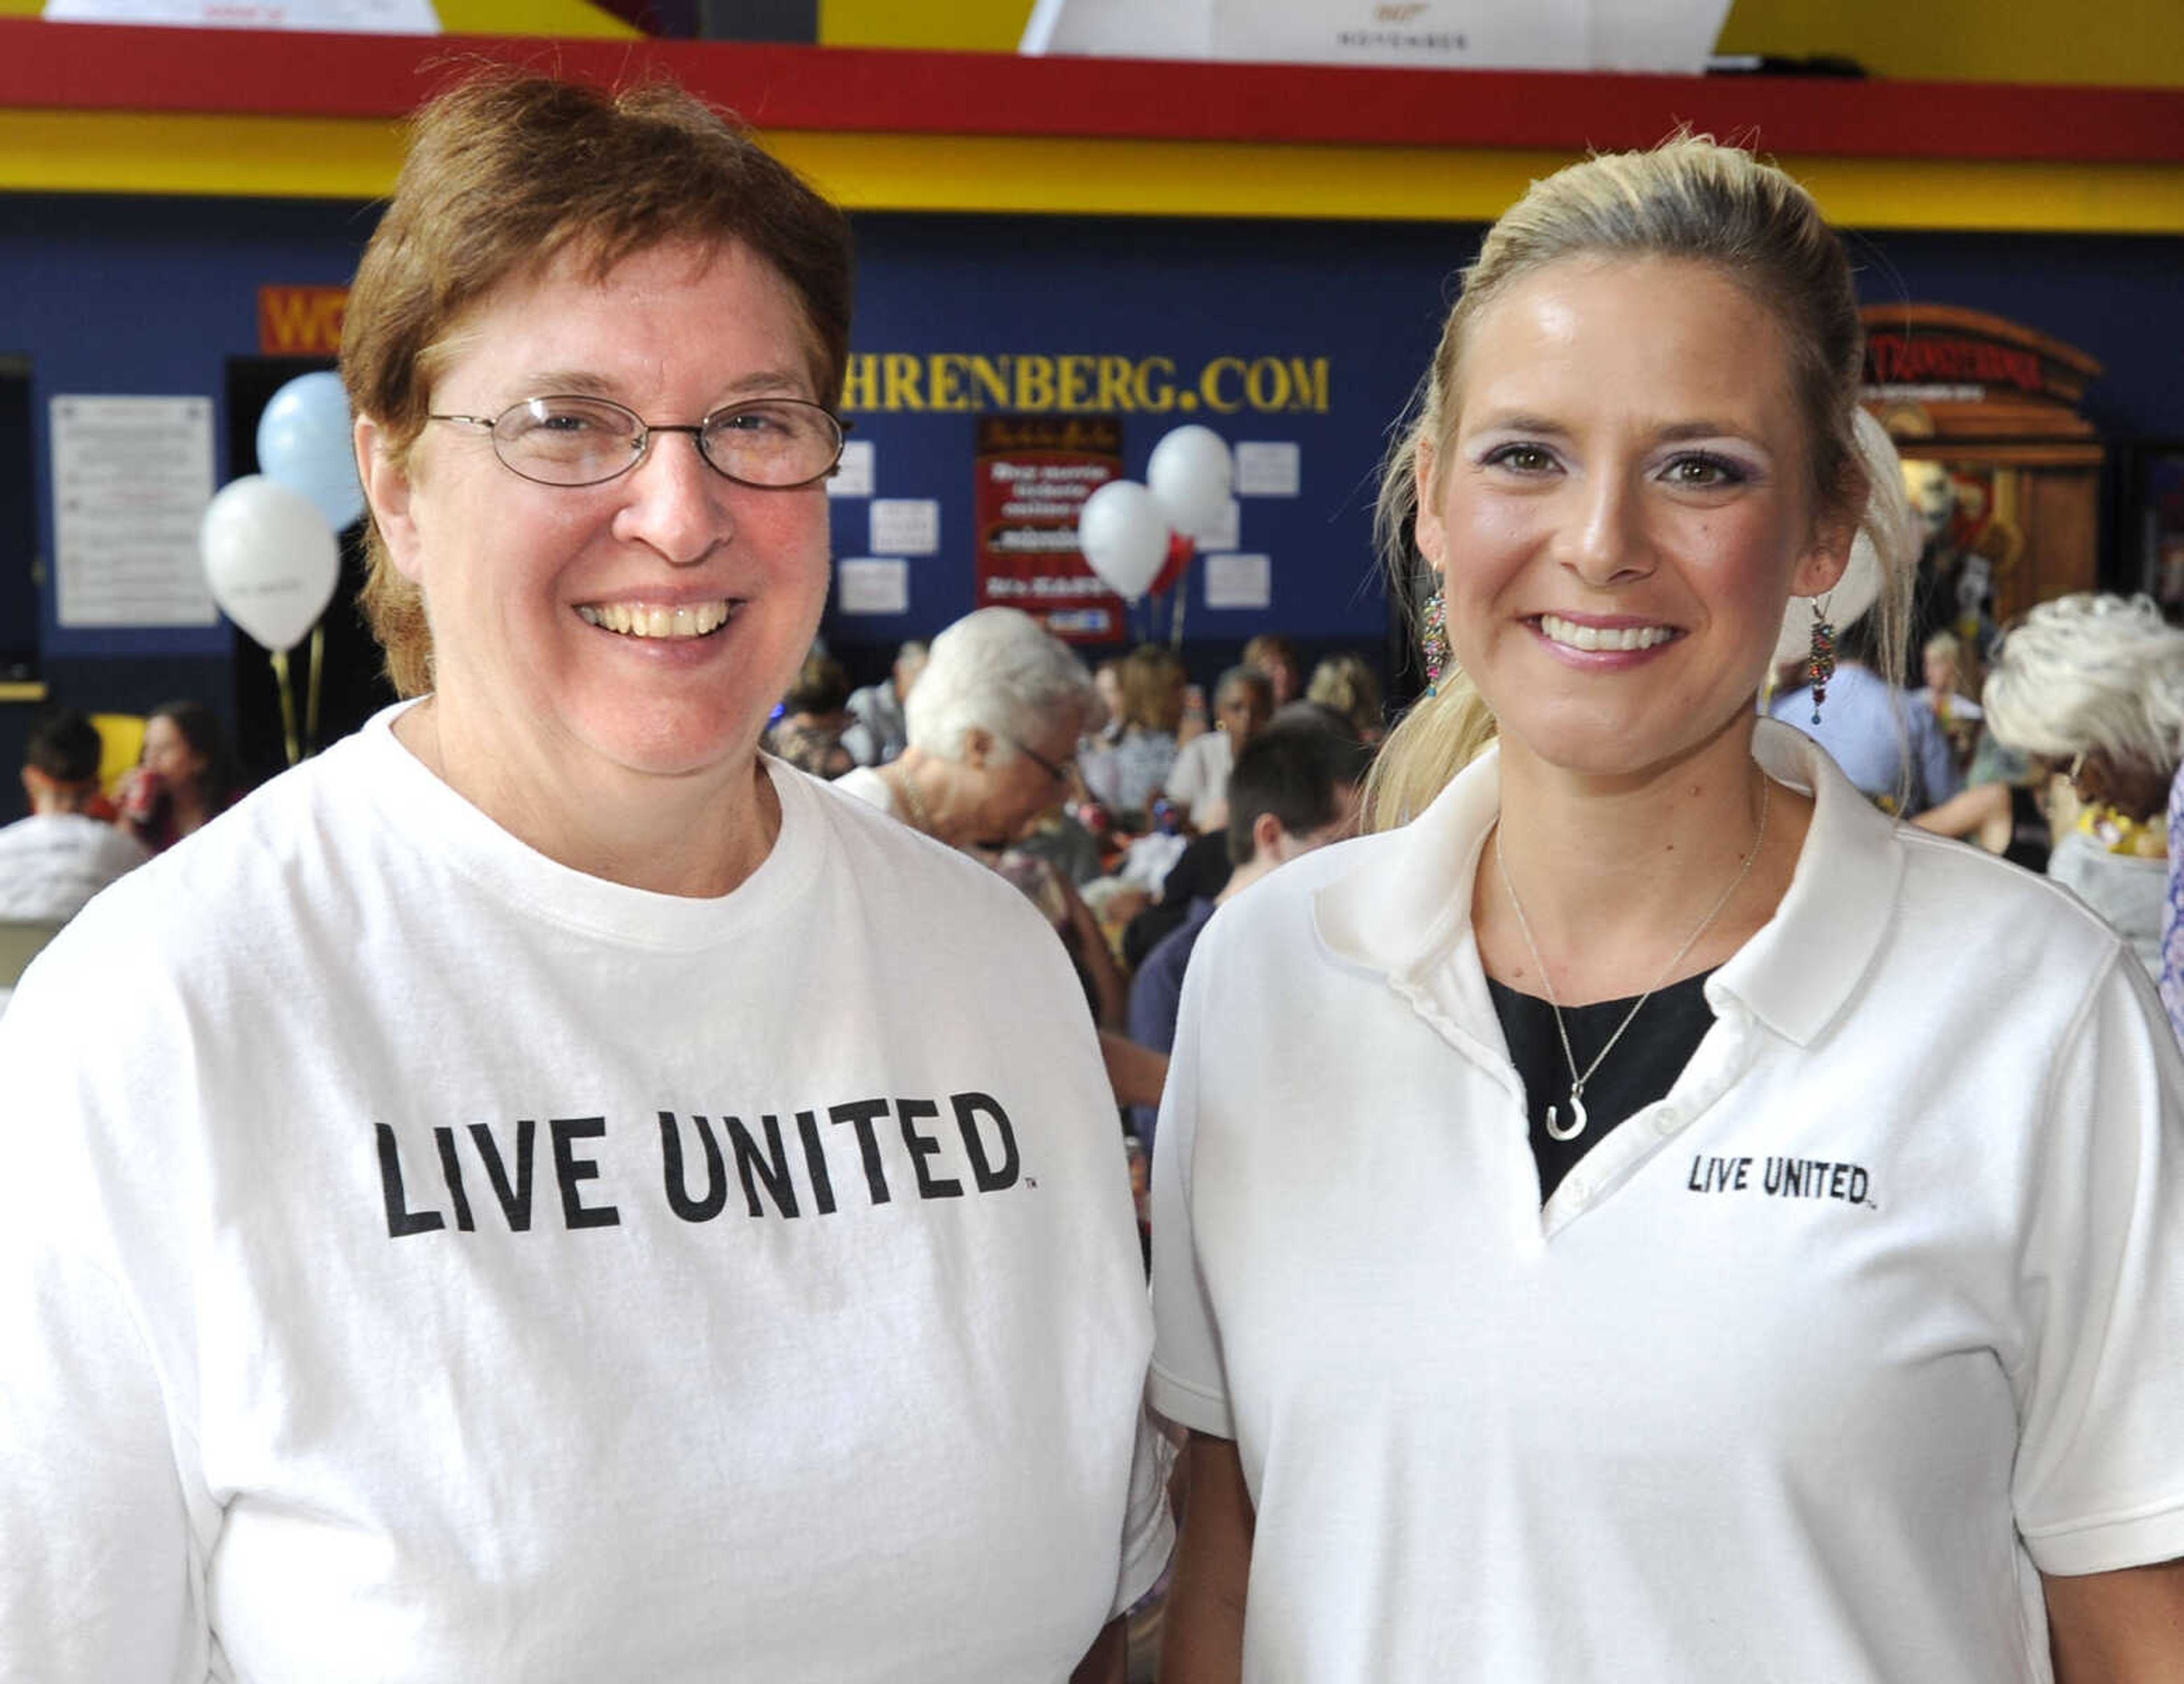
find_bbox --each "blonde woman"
[1152,138,2184,1680]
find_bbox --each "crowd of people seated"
[0,698,237,1008]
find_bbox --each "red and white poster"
[974,415,1124,643]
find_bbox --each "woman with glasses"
[837,606,1130,1033]
[0,74,1167,1681]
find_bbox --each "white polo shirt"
[1152,719,2184,1682]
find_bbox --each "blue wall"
[2,189,2180,800]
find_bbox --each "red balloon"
[1151,529,1193,598]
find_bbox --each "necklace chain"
[1495,776,1770,1143]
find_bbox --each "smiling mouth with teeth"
[1535,612,1678,653]
[576,601,737,639]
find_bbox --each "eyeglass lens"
[491,396,842,488]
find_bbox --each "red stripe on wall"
[5,18,2183,164]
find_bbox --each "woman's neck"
[1475,721,1811,1006]
[888,748,986,850]
[394,700,779,899]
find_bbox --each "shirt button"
[1565,1177,1591,1206]
[1653,1107,1684,1136]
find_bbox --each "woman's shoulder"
[1196,826,1404,964]
[1894,821,2141,970]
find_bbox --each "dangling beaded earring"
[1806,596,1836,726]
[1421,586,1450,698]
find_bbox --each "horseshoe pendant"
[1544,1087,1590,1142]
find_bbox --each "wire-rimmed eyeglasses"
[426,394,849,490]
[1010,737,1076,788]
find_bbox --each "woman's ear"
[1413,435,1445,574]
[355,414,425,585]
[1792,508,1858,601]
[961,726,997,771]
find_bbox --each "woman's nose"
[612,432,733,566]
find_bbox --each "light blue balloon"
[257,370,364,532]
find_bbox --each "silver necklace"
[1495,777,1770,1143]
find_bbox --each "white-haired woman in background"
[837,606,1128,1031]
[1982,592,2184,1000]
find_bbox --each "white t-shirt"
[1152,719,2184,1682]
[0,809,147,921]
[1,705,1170,1682]
[1163,730,1233,827]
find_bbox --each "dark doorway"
[224,356,395,787]
[0,354,35,675]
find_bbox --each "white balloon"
[1147,425,1234,533]
[201,475,341,654]
[1077,479,1171,601]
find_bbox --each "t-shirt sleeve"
[0,969,206,1679]
[2010,949,2184,1575]
[1148,924,1236,1439]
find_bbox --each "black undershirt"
[1484,969,1719,1205]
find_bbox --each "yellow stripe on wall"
[5,108,2182,234]
[0,110,410,200]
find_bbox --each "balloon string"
[1169,548,1190,649]
[270,649,300,768]
[305,623,325,755]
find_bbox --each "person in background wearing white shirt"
[1163,665,1273,834]
[842,637,926,766]
[0,706,147,925]
[1153,136,2184,1682]
[1981,592,2184,992]
[0,707,147,1014]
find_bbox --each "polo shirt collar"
[1313,718,1903,1049]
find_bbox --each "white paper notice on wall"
[870,499,940,557]
[1234,441,1301,498]
[837,557,911,616]
[1185,496,1242,552]
[1204,552,1272,611]
[828,439,875,499]
[44,0,440,31]
[51,394,220,630]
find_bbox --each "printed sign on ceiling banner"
[1020,0,1731,73]
[974,416,1125,644]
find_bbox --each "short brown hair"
[342,71,854,696]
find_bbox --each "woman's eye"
[1662,452,1745,488]
[1483,443,1556,473]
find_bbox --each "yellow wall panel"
[818,0,1032,50]
[1711,0,2183,86]
[5,109,2181,235]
